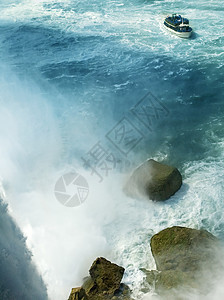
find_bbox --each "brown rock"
[88,257,124,295]
[124,159,182,201]
[145,226,222,297]
[69,257,130,300]
[150,226,219,272]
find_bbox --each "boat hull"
[164,24,192,38]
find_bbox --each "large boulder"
[150,226,219,272]
[89,257,124,294]
[68,257,131,300]
[145,226,222,297]
[124,159,182,201]
[83,257,125,299]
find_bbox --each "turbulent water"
[0,0,224,299]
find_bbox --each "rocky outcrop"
[124,159,182,201]
[145,226,222,297]
[68,257,131,300]
[89,257,124,294]
[150,226,219,272]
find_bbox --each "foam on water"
[2,74,224,299]
[1,0,224,62]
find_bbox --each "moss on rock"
[150,226,219,272]
[145,226,222,298]
[89,257,124,295]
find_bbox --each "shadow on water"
[189,30,198,40]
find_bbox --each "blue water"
[0,0,224,299]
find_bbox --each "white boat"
[164,14,192,38]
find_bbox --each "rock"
[150,226,219,272]
[124,159,182,201]
[69,257,131,300]
[81,276,96,296]
[68,287,88,300]
[112,283,132,300]
[89,257,124,295]
[147,226,222,297]
[155,270,198,291]
[141,268,196,294]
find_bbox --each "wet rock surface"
[68,257,132,300]
[145,226,222,298]
[124,159,182,201]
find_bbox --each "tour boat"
[164,14,192,38]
